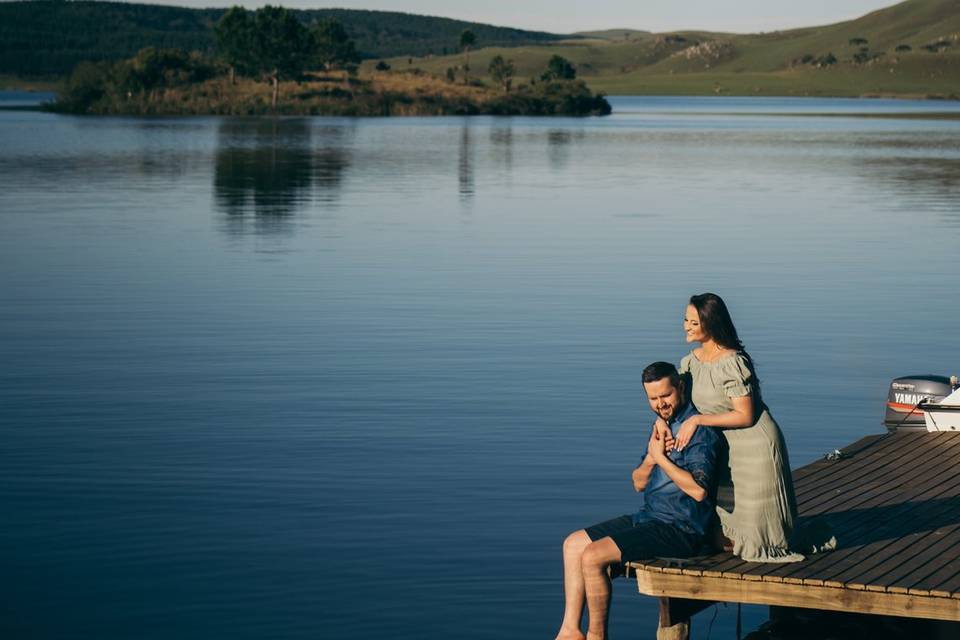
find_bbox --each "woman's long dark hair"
[690,292,763,408]
[689,293,743,351]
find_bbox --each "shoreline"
[46,73,612,117]
[5,88,958,110]
[7,91,960,121]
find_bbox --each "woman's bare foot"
[712,526,734,552]
[555,625,586,640]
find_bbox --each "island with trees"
[49,5,611,117]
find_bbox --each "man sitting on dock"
[555,361,721,640]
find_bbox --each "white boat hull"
[923,387,960,432]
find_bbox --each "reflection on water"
[859,156,960,227]
[547,128,574,171]
[214,119,352,234]
[490,124,513,174]
[2,98,960,640]
[458,123,474,201]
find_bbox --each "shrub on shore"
[53,48,217,114]
[488,80,611,116]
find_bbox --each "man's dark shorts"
[584,515,708,562]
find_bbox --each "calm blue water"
[0,90,56,107]
[1,95,959,639]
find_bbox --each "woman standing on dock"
[672,293,804,562]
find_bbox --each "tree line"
[215,6,360,106]
[54,5,362,111]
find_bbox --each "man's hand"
[655,417,676,452]
[675,415,701,452]
[648,423,668,464]
[647,418,710,503]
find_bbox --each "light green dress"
[680,351,805,563]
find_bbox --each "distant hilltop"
[2,0,959,99]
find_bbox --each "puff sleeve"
[719,354,754,398]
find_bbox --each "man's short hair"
[642,361,681,388]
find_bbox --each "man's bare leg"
[555,529,591,640]
[580,537,622,640]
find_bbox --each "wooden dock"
[626,431,960,637]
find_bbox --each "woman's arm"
[675,396,754,451]
[697,395,754,428]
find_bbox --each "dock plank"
[702,556,748,579]
[906,538,960,597]
[796,432,960,516]
[791,433,907,499]
[789,435,891,489]
[847,525,960,591]
[790,443,906,510]
[791,434,889,481]
[792,468,960,586]
[927,565,960,599]
[763,434,960,584]
[832,498,960,590]
[897,536,960,593]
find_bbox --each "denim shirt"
[633,400,720,537]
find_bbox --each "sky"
[115,0,903,34]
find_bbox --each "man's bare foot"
[555,625,586,640]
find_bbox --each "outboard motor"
[884,375,959,431]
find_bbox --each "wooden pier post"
[657,597,713,640]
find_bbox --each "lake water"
[2,95,959,639]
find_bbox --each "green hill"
[394,0,960,98]
[0,1,575,77]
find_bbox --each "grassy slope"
[390,0,960,98]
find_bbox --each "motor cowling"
[884,375,956,430]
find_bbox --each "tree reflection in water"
[458,122,474,204]
[213,118,352,236]
[547,128,586,172]
[490,124,514,176]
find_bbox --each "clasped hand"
[674,415,701,452]
[652,418,674,458]
[655,415,700,453]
